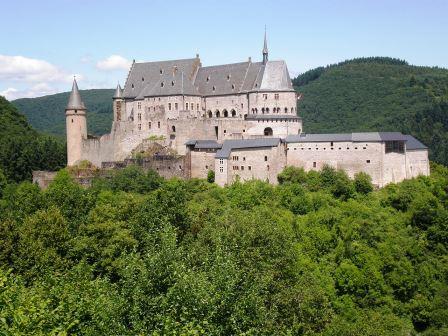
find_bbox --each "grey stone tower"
[113,83,124,122]
[262,28,268,64]
[65,78,87,166]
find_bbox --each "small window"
[241,166,244,170]
[205,165,209,169]
[160,69,163,74]
[148,122,151,129]
[142,77,144,82]
[168,103,171,111]
[212,86,216,91]
[186,103,189,110]
[232,84,235,90]
[158,121,160,128]
[171,125,176,132]
[71,119,73,123]
[227,74,231,80]
[313,162,317,168]
[131,84,134,89]
[330,142,334,147]
[161,82,164,87]
[138,124,141,130]
[264,156,268,162]
[206,76,210,82]
[175,103,178,109]
[220,167,223,173]
[171,81,175,86]
[366,160,371,163]
[248,166,252,171]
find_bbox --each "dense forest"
[13,89,114,137]
[0,164,447,334]
[293,57,448,165]
[0,97,66,182]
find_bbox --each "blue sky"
[1,0,447,100]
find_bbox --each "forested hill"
[0,96,65,182]
[13,89,114,137]
[293,57,448,165]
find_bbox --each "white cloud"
[1,82,60,100]
[0,55,75,83]
[96,55,131,71]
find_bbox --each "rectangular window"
[138,124,141,130]
[175,102,178,110]
[248,166,252,171]
[148,122,151,129]
[313,162,317,168]
[241,166,244,170]
[219,159,224,164]
[366,160,371,163]
[220,167,223,173]
[263,94,268,100]
[197,103,199,110]
[158,121,160,128]
[186,103,189,110]
[168,103,171,111]
[264,156,268,162]
[137,113,141,121]
[274,93,279,100]
[385,141,404,153]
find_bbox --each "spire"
[66,77,85,110]
[262,26,268,64]
[113,83,123,98]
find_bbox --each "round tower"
[113,83,124,121]
[65,78,87,166]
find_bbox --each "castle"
[65,33,430,187]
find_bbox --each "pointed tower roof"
[66,78,86,110]
[113,83,123,98]
[262,27,268,55]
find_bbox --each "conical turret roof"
[113,83,123,98]
[262,28,268,55]
[66,78,86,110]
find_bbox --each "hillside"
[13,89,114,137]
[294,57,448,165]
[0,164,447,334]
[0,96,65,182]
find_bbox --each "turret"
[65,78,87,166]
[113,83,124,121]
[262,27,268,64]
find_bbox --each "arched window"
[223,109,228,117]
[231,109,236,117]
[284,107,288,113]
[208,110,212,118]
[264,127,273,136]
[277,107,280,113]
[172,125,176,132]
[215,110,220,118]
[255,108,258,114]
[262,107,265,114]
[266,108,270,113]
[291,107,294,113]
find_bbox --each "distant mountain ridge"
[13,89,114,137]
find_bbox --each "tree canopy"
[0,164,447,335]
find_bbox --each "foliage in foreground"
[0,164,447,335]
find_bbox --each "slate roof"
[185,140,222,149]
[66,79,85,110]
[404,135,428,150]
[123,57,294,99]
[123,58,200,99]
[216,138,282,159]
[285,132,409,143]
[113,84,123,98]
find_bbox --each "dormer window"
[160,69,163,74]
[206,76,210,82]
[171,81,175,86]
[131,84,134,89]
[255,83,258,88]
[142,77,144,82]
[212,86,216,91]
[161,82,164,87]
[231,84,235,90]
[227,74,231,80]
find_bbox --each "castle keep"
[65,34,429,187]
